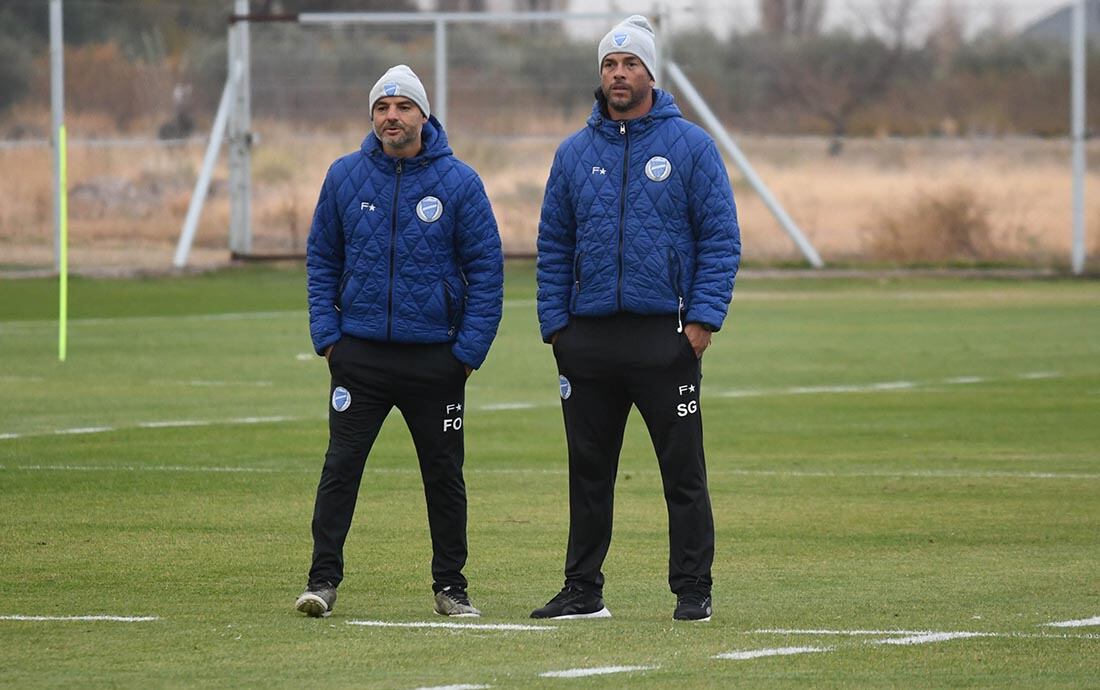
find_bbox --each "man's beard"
[604,84,646,114]
[376,121,417,148]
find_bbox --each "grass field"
[1,263,1098,688]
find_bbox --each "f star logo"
[360,202,376,212]
[591,166,608,176]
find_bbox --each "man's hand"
[550,331,559,345]
[683,323,712,359]
[324,344,334,361]
[465,365,473,378]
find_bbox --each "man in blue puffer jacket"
[296,65,503,620]
[532,16,741,623]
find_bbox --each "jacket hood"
[360,114,453,165]
[586,87,681,135]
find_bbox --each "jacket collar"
[586,88,682,140]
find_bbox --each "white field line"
[1019,371,1062,379]
[753,628,1100,641]
[1045,616,1100,628]
[0,311,296,330]
[0,372,1069,442]
[413,685,490,690]
[721,626,1098,663]
[715,646,834,660]
[0,301,535,332]
[139,420,208,429]
[755,628,943,636]
[153,379,274,388]
[9,464,286,473]
[55,426,114,435]
[942,376,985,385]
[347,620,553,632]
[0,615,159,622]
[875,632,988,645]
[717,372,1063,399]
[479,402,537,411]
[538,665,658,678]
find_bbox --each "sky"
[576,0,1079,39]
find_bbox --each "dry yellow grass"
[2,124,1098,272]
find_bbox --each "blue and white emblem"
[383,82,399,97]
[559,375,572,400]
[612,32,630,48]
[331,386,351,412]
[416,196,443,223]
[645,156,672,182]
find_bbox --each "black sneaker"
[433,585,481,617]
[673,589,712,622]
[295,581,337,618]
[530,585,611,619]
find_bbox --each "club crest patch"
[416,196,443,223]
[613,32,629,48]
[645,156,672,182]
[332,386,351,412]
[383,82,398,97]
[559,375,572,400]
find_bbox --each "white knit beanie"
[369,64,430,119]
[597,15,658,81]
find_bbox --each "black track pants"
[307,337,469,592]
[553,313,714,595]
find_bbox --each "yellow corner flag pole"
[58,123,68,362]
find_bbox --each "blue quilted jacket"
[536,89,741,342]
[307,117,503,369]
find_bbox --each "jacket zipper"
[387,159,403,341]
[571,251,584,310]
[336,272,350,313]
[669,248,684,333]
[617,120,628,311]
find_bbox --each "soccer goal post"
[173,6,823,269]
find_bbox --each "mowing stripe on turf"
[0,615,158,622]
[347,620,554,632]
[413,685,490,690]
[538,665,658,678]
[1044,616,1100,628]
[0,301,536,332]
[715,646,834,660]
[0,371,1071,442]
[4,464,1099,481]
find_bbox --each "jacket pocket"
[667,248,685,304]
[336,272,352,313]
[444,279,466,337]
[570,252,585,312]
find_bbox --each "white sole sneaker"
[295,592,332,618]
[675,615,711,622]
[551,607,612,620]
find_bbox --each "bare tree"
[760,0,827,37]
[772,0,919,154]
[927,0,967,75]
